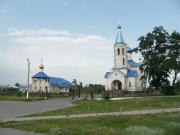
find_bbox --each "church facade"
[104,25,145,92]
[30,63,72,93]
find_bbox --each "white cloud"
[8,28,71,37]
[2,28,113,85]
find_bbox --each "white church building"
[104,25,146,92]
[30,63,72,93]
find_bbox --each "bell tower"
[113,25,127,74]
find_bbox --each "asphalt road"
[0,97,74,135]
[0,97,73,121]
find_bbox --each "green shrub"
[146,87,154,93]
[102,91,110,100]
[161,86,175,95]
[17,92,22,97]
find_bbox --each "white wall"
[30,78,70,93]
[105,70,126,90]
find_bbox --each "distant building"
[104,25,146,92]
[30,63,72,93]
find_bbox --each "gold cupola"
[39,58,44,71]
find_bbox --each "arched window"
[122,48,124,55]
[129,81,131,87]
[123,58,125,65]
[118,48,120,55]
[114,59,116,65]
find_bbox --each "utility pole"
[27,58,30,99]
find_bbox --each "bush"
[146,87,154,93]
[161,86,175,95]
[102,91,110,100]
[17,92,22,97]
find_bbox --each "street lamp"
[27,58,30,99]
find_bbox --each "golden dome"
[39,64,44,70]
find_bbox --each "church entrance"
[111,80,122,97]
[111,80,122,90]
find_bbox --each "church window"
[118,48,120,55]
[129,81,131,87]
[114,59,116,65]
[123,58,125,65]
[115,73,117,76]
[122,48,124,55]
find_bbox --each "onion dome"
[39,64,44,71]
[115,24,125,45]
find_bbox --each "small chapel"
[30,62,72,93]
[104,25,146,92]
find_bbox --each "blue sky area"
[0,0,180,85]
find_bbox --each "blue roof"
[105,70,138,78]
[48,77,72,87]
[127,47,132,52]
[128,60,140,67]
[127,70,138,77]
[32,72,49,78]
[104,72,111,78]
[115,25,125,45]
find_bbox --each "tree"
[168,31,180,87]
[135,26,170,90]
[135,26,180,92]
[175,79,180,89]
[15,82,20,87]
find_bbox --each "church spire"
[115,24,125,45]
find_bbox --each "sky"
[0,0,180,86]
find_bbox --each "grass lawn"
[0,93,69,101]
[0,95,44,101]
[21,96,180,117]
[0,112,180,135]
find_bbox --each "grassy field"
[22,96,180,117]
[1,112,180,135]
[0,93,69,101]
[0,95,44,101]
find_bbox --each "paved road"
[0,97,74,135]
[0,97,73,121]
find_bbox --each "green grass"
[22,96,180,117]
[0,93,70,101]
[1,112,180,135]
[0,95,44,101]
